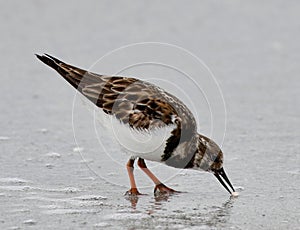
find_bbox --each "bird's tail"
[35,53,101,93]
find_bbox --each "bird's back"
[36,54,198,167]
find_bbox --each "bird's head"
[194,134,236,195]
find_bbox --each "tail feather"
[35,53,67,75]
[35,53,91,92]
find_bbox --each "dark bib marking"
[161,127,181,162]
[161,126,196,169]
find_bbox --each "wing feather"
[36,54,180,130]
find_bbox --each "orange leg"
[137,158,177,194]
[125,158,142,196]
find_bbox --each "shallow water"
[1,1,300,229]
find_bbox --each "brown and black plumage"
[36,53,236,196]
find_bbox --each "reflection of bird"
[36,54,237,196]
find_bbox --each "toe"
[154,183,178,195]
[125,188,143,196]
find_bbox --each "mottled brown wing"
[36,54,178,130]
[82,78,179,130]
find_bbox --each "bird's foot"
[124,188,144,196]
[154,183,179,196]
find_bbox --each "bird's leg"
[137,158,177,195]
[125,158,142,196]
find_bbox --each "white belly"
[93,105,175,162]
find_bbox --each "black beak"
[214,167,235,195]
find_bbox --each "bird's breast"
[93,104,175,162]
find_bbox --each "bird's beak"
[214,167,235,195]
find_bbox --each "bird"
[36,53,238,197]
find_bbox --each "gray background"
[0,1,299,229]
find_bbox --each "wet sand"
[1,1,299,229]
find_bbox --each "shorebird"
[36,54,237,196]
